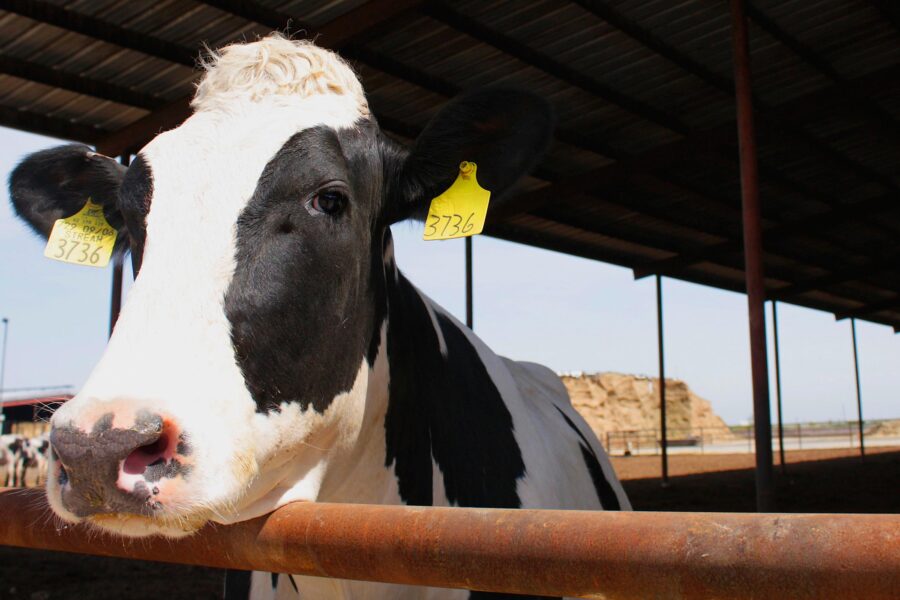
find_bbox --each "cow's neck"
[317,231,525,509]
[376,239,525,509]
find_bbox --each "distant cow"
[16,436,50,487]
[0,434,26,486]
[9,35,629,599]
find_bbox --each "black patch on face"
[554,406,621,510]
[144,457,191,482]
[225,122,386,414]
[175,434,191,456]
[117,154,153,273]
[384,271,525,508]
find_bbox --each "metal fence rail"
[1,489,898,599]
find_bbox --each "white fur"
[193,34,368,116]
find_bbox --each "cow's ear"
[9,144,127,239]
[383,88,554,224]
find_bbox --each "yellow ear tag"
[423,161,491,241]
[43,199,118,268]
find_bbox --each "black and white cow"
[16,435,51,487]
[9,35,629,599]
[0,434,26,486]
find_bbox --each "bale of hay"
[560,373,735,447]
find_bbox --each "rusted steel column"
[656,274,669,485]
[108,153,130,338]
[465,236,473,329]
[771,301,786,472]
[731,0,775,512]
[2,489,899,599]
[851,318,866,458]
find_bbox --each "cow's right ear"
[8,144,127,239]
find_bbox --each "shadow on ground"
[622,450,900,513]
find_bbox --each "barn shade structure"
[1,0,898,511]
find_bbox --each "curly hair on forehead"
[192,33,369,115]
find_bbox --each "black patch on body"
[554,407,620,510]
[225,123,387,414]
[384,270,525,508]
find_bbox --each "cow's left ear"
[9,144,127,239]
[383,88,554,224]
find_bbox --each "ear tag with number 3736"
[43,199,118,268]
[423,161,491,241]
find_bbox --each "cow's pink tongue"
[122,434,169,475]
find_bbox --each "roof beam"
[0,0,199,66]
[427,0,900,196]
[0,55,164,110]
[197,0,310,31]
[423,1,690,137]
[573,0,734,94]
[868,0,900,33]
[94,0,424,156]
[774,248,900,299]
[0,105,108,143]
[836,295,900,321]
[632,193,899,279]
[499,60,900,227]
[745,1,900,145]
[490,217,900,331]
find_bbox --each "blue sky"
[1,126,897,425]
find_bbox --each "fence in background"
[603,420,900,456]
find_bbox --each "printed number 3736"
[54,239,102,264]
[426,213,476,237]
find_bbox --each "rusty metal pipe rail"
[1,489,898,599]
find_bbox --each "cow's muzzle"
[50,410,191,518]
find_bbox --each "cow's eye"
[311,188,348,216]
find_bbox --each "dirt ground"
[1,447,897,599]
[617,446,900,514]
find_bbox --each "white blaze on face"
[47,36,373,536]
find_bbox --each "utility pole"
[0,318,9,434]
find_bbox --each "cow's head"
[9,35,552,537]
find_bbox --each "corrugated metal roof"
[0,0,898,330]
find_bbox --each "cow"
[16,436,51,487]
[0,434,25,486]
[9,35,629,599]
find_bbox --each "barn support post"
[0,317,8,433]
[731,0,775,511]
[771,301,786,472]
[850,318,866,459]
[656,274,669,485]
[108,153,130,338]
[465,236,474,329]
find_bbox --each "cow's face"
[9,35,552,538]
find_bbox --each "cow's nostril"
[122,433,170,475]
